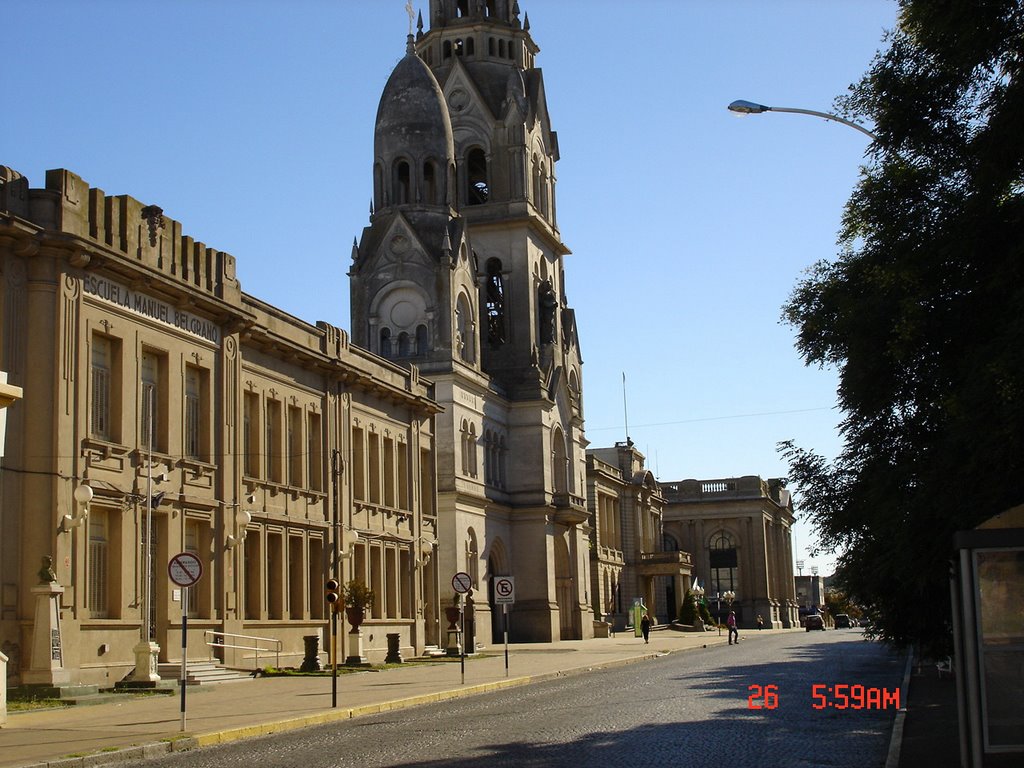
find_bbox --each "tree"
[782,0,1024,655]
[679,588,698,625]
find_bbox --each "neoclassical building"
[350,1,591,642]
[587,441,691,631]
[661,476,799,629]
[0,165,440,686]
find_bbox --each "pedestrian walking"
[757,614,764,630]
[727,611,739,645]
[640,612,651,643]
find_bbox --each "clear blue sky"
[6,1,899,576]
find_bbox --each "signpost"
[492,576,515,677]
[452,572,472,684]
[168,552,203,731]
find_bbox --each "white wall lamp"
[225,495,256,549]
[414,537,435,567]
[62,483,93,530]
[339,529,361,559]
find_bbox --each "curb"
[884,650,914,768]
[18,634,738,768]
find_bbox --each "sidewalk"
[1,628,902,768]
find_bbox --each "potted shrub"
[341,579,374,630]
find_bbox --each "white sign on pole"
[493,576,515,604]
[168,552,203,587]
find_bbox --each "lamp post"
[727,99,878,140]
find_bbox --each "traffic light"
[325,578,340,610]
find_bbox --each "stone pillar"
[22,583,69,686]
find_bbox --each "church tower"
[351,1,591,643]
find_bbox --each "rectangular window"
[383,437,395,508]
[385,546,398,618]
[307,412,322,491]
[87,510,109,617]
[352,427,365,500]
[245,532,262,620]
[267,531,283,619]
[243,392,259,478]
[184,366,202,460]
[140,351,162,451]
[289,535,304,620]
[184,519,200,617]
[266,399,282,483]
[91,335,113,440]
[288,406,303,487]
[397,441,409,510]
[308,537,324,620]
[367,433,381,504]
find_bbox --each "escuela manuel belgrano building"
[0,163,441,685]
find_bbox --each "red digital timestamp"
[747,684,900,710]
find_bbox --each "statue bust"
[38,555,57,584]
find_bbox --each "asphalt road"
[142,629,904,768]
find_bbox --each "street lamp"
[727,99,878,140]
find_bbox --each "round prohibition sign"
[494,577,514,599]
[168,551,203,587]
[452,571,473,594]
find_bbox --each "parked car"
[834,613,852,628]
[805,614,825,631]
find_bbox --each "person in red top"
[727,611,739,645]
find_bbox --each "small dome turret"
[373,38,455,210]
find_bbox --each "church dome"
[374,44,455,173]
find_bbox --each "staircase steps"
[157,661,253,685]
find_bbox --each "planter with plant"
[341,580,374,631]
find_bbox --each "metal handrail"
[204,630,281,670]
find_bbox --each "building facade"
[0,165,439,687]
[587,442,691,631]
[350,1,592,643]
[661,476,799,629]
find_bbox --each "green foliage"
[679,588,698,624]
[781,0,1024,656]
[341,579,375,610]
[698,599,714,627]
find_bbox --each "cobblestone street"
[139,630,902,768]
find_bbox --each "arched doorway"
[487,538,509,644]
[554,533,577,640]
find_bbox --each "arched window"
[499,39,506,58]
[415,324,428,356]
[456,293,475,363]
[423,161,438,204]
[489,37,495,56]
[467,148,489,205]
[379,327,391,357]
[443,40,452,59]
[484,258,505,345]
[551,427,568,494]
[460,420,470,475]
[397,332,411,357]
[497,435,507,488]
[395,160,411,205]
[454,38,464,56]
[537,280,557,344]
[709,531,739,598]
[468,423,478,477]
[456,0,469,17]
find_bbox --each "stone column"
[22,582,69,686]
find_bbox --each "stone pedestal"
[344,628,368,666]
[300,635,321,672]
[385,633,403,664]
[446,629,463,657]
[127,640,161,683]
[22,583,69,687]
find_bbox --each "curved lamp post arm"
[728,99,877,140]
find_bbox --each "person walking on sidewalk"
[640,612,651,644]
[727,611,739,645]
